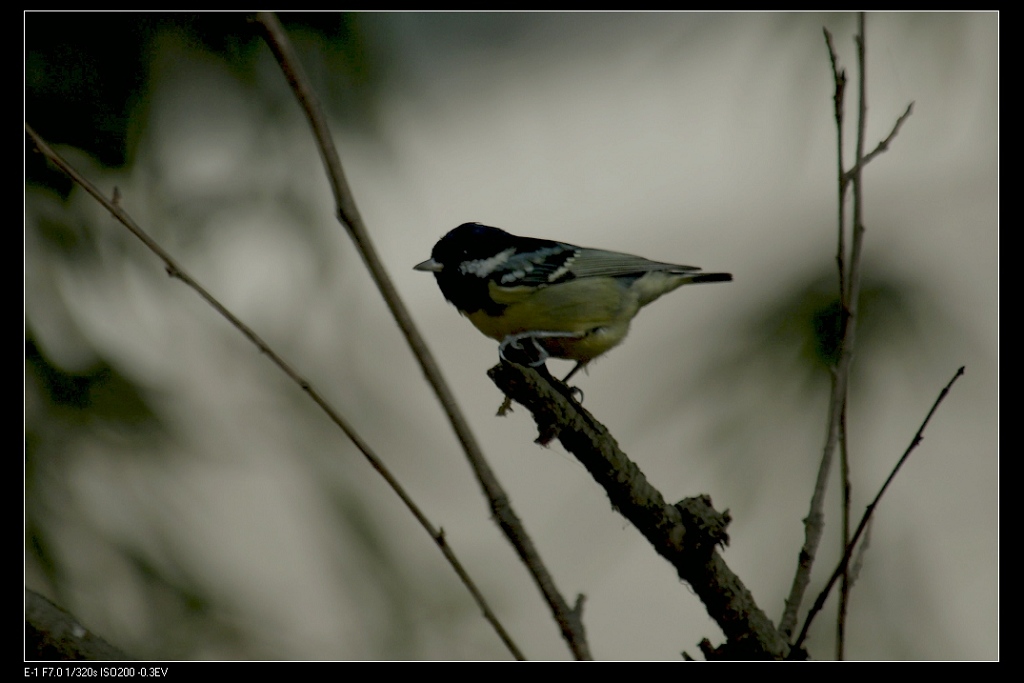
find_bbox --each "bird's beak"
[414,258,443,273]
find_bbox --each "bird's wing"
[490,243,581,287]
[564,247,702,280]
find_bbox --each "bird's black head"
[429,222,518,267]
[414,223,517,314]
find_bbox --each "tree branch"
[253,12,591,659]
[793,367,965,650]
[26,589,132,661]
[779,13,915,641]
[489,362,792,660]
[25,124,524,661]
[841,102,915,187]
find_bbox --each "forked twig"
[779,14,915,642]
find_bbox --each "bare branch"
[842,102,915,186]
[489,362,792,660]
[822,27,847,126]
[25,124,525,661]
[823,26,849,310]
[253,13,591,659]
[26,589,131,661]
[779,14,915,641]
[793,367,966,650]
[837,406,852,659]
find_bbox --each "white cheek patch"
[461,248,515,277]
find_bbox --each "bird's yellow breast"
[464,278,641,363]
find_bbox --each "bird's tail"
[685,272,733,284]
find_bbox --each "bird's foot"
[498,332,586,404]
[498,331,580,367]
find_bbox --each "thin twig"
[779,14,916,642]
[842,103,915,186]
[252,13,591,659]
[779,16,863,639]
[822,27,848,299]
[824,28,854,658]
[793,367,965,650]
[25,124,525,661]
[837,405,851,659]
[824,30,855,656]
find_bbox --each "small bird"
[414,222,731,382]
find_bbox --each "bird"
[414,222,731,383]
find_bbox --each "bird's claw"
[498,332,588,405]
[498,331,580,368]
[498,332,549,367]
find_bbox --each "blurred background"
[25,12,997,660]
